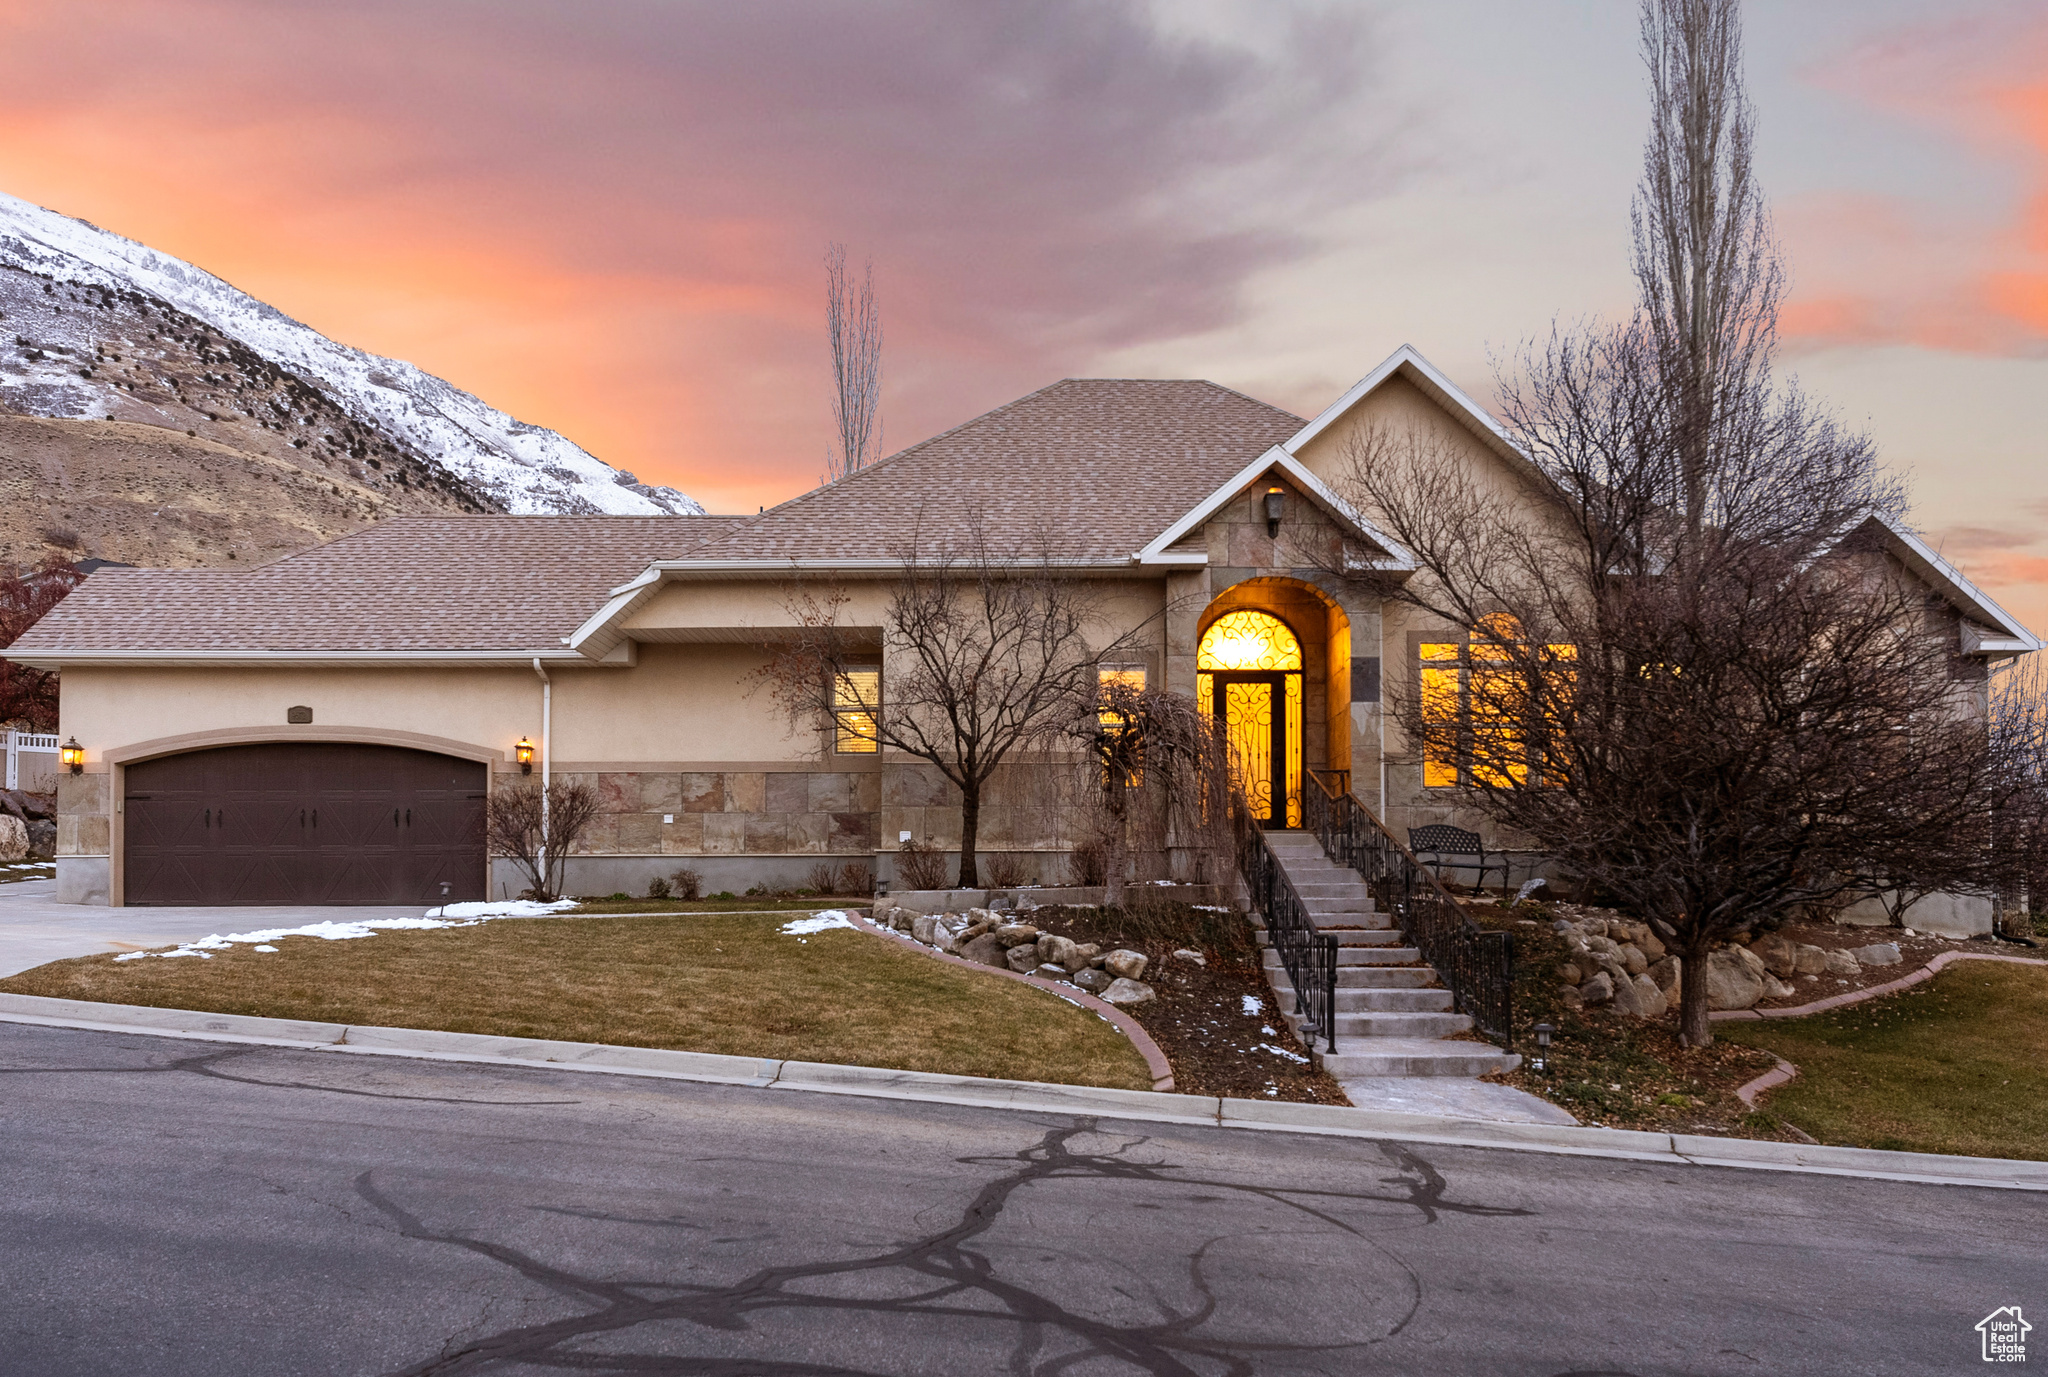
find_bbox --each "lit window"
[1097,665,1146,729]
[1196,610,1304,826]
[1420,622,1574,788]
[834,668,879,753]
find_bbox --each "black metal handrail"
[1236,824,1340,1053]
[1306,770,1514,1049]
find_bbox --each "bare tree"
[0,555,84,731]
[825,243,883,483]
[488,776,600,902]
[758,516,1149,889]
[1329,0,2012,1046]
[1068,681,1238,908]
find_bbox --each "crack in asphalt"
[0,1044,583,1106]
[362,1124,1534,1376]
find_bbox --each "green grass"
[564,896,862,914]
[0,911,1152,1090]
[1720,962,2048,1160]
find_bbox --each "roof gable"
[1134,446,1415,570]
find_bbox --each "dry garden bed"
[0,910,1154,1090]
[872,898,1347,1105]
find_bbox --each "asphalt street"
[2,1021,2038,1376]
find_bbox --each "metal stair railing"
[1305,770,1515,1049]
[1236,822,1340,1054]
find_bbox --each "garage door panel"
[125,744,488,906]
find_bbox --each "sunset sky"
[1,1,2043,632]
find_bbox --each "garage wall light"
[61,737,84,773]
[515,737,535,774]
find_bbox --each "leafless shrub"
[1065,842,1105,887]
[806,861,840,894]
[896,837,948,891]
[647,875,672,900]
[983,853,1029,889]
[669,867,704,901]
[837,861,874,895]
[487,777,600,902]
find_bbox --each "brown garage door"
[123,743,488,906]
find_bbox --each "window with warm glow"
[833,668,880,753]
[1420,619,1574,787]
[1097,664,1146,729]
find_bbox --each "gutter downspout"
[1377,609,1388,819]
[533,658,552,896]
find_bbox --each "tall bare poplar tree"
[1331,0,2019,1046]
[825,243,883,482]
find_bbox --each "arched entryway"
[1198,609,1304,827]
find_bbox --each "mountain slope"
[0,191,701,520]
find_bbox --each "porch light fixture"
[60,737,84,774]
[1263,485,1286,537]
[515,737,535,774]
[1531,1021,1554,1074]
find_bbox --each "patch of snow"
[117,914,495,962]
[251,944,279,952]
[1240,995,1263,1016]
[1257,1043,1310,1064]
[426,899,576,919]
[781,911,858,936]
[1260,1024,1278,1035]
[0,191,705,517]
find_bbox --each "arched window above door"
[1197,610,1302,671]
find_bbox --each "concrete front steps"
[1256,830,1519,1080]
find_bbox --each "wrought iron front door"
[1209,672,1287,827]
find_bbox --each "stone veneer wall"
[549,768,882,858]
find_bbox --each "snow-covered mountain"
[0,191,701,516]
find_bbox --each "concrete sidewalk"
[0,880,428,977]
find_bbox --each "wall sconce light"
[1531,1021,1554,1074]
[61,737,84,773]
[515,737,535,774]
[1263,485,1286,537]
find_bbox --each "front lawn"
[0,911,1154,1090]
[1719,961,2048,1161]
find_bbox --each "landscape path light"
[60,737,84,774]
[1531,1021,1554,1074]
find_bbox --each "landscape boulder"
[1100,977,1156,1007]
[26,819,54,859]
[910,913,939,945]
[957,933,1007,969]
[1579,971,1615,1006]
[1171,948,1206,966]
[1751,933,1801,979]
[1703,948,1765,1010]
[1637,928,1667,961]
[1793,944,1829,977]
[1557,961,1584,986]
[1035,934,1079,969]
[1823,949,1860,977]
[1064,942,1101,974]
[1004,944,1042,973]
[1621,945,1649,977]
[993,924,1040,949]
[0,814,27,863]
[1103,949,1149,981]
[1851,942,1903,968]
[1608,972,1661,1018]
[1071,968,1114,994]
[1761,974,1796,1001]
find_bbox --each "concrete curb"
[1735,1057,1799,1108]
[843,908,1177,1092]
[3,992,2046,1190]
[1712,950,2048,1022]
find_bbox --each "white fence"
[4,731,58,792]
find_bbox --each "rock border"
[2,991,2045,1190]
[841,908,1176,1092]
[1710,950,2048,1022]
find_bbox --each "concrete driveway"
[0,879,428,977]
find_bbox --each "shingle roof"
[12,516,744,654]
[681,379,1303,563]
[14,379,1303,657]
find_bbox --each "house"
[14,347,2039,929]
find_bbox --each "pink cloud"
[0,1,1403,510]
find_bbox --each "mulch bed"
[1019,903,1350,1105]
